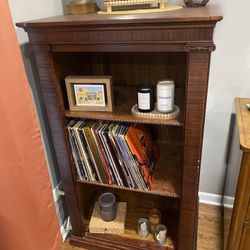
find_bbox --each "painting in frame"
[65,76,113,112]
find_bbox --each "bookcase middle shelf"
[76,143,181,198]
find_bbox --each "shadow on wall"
[222,113,236,196]
[223,112,242,199]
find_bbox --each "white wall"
[200,0,250,195]
[8,0,63,44]
[8,0,64,188]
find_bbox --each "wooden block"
[89,202,127,234]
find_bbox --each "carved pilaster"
[31,48,85,236]
[184,42,216,52]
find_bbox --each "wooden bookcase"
[17,6,222,250]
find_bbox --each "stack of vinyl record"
[67,119,159,191]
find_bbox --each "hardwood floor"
[62,204,222,250]
[197,204,222,250]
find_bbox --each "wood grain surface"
[235,98,250,152]
[16,5,222,28]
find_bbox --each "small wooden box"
[67,2,97,15]
[89,202,127,234]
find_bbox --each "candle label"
[157,87,174,112]
[138,92,150,110]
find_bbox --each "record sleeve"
[108,123,132,188]
[93,122,116,184]
[99,122,121,185]
[74,120,97,182]
[125,124,159,188]
[82,121,109,184]
[67,119,87,181]
[119,124,148,190]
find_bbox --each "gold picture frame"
[65,76,113,112]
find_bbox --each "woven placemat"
[89,202,127,234]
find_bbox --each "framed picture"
[65,76,113,112]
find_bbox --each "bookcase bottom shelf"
[70,232,175,250]
[70,216,177,250]
[77,184,179,250]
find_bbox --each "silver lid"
[157,79,174,86]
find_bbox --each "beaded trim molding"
[131,104,180,120]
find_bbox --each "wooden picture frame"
[65,76,113,112]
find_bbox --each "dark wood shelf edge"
[70,234,174,250]
[65,111,183,126]
[16,5,222,29]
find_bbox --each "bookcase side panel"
[179,50,212,250]
[32,45,84,236]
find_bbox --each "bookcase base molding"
[17,6,222,250]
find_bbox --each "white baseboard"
[60,217,70,241]
[199,192,234,208]
[52,181,62,203]
[52,182,69,240]
[199,192,222,206]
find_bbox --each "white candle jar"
[155,224,167,246]
[156,80,175,113]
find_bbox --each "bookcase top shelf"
[17,5,222,29]
[64,85,184,126]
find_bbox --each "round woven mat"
[131,104,180,120]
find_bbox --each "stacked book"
[67,119,159,191]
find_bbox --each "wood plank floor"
[62,204,223,250]
[197,204,222,250]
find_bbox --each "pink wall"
[0,1,62,249]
